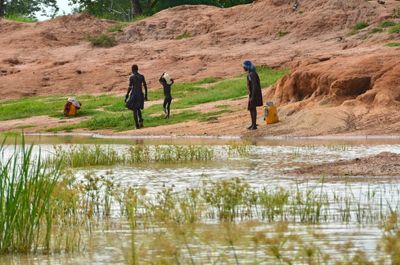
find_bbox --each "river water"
[1,135,400,264]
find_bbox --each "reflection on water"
[1,135,400,264]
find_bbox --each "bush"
[87,34,117,47]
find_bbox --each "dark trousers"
[133,109,143,128]
[249,107,257,127]
[163,97,172,117]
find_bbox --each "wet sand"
[293,152,400,177]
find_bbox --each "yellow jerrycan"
[264,102,279,125]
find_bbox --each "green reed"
[0,140,61,254]
[51,145,121,168]
[50,144,218,168]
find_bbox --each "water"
[1,135,400,264]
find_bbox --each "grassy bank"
[0,67,287,132]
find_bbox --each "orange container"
[265,105,279,125]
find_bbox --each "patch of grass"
[277,31,289,37]
[5,14,37,23]
[132,14,148,22]
[388,24,400,34]
[107,23,128,33]
[349,21,369,35]
[0,95,120,121]
[171,67,288,109]
[86,34,117,47]
[15,124,35,129]
[0,131,21,138]
[379,20,396,28]
[385,42,400,47]
[352,21,369,31]
[194,77,222,84]
[176,31,192,40]
[49,144,217,168]
[369,27,383,34]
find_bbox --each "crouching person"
[64,97,82,117]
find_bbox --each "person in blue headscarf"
[242,60,263,130]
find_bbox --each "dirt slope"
[0,0,399,136]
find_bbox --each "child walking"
[159,72,174,119]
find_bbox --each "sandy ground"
[1,0,400,137]
[292,152,400,176]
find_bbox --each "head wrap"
[242,60,256,72]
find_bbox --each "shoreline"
[22,132,400,141]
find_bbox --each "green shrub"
[87,34,117,47]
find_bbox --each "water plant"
[2,140,400,263]
[49,144,217,168]
[0,141,61,254]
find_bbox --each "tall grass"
[0,140,61,254]
[49,144,218,167]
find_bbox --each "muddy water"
[1,135,400,264]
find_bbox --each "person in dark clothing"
[242,60,263,130]
[159,72,174,119]
[125,64,148,129]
